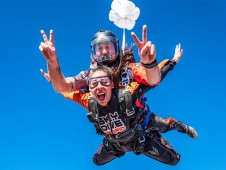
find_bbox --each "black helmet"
[90,30,120,64]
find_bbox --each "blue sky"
[0,0,226,170]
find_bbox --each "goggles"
[88,76,112,89]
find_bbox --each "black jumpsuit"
[92,60,180,166]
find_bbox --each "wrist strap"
[141,59,158,69]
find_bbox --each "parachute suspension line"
[122,28,126,56]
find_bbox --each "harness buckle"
[126,107,135,116]
[87,111,97,119]
[123,89,131,93]
[137,124,146,143]
[88,95,94,99]
[138,135,145,143]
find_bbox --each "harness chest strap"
[122,89,135,117]
[120,65,135,116]
[87,95,102,135]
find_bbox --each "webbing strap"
[87,96,102,135]
[88,96,97,117]
[134,123,146,155]
[123,89,135,117]
[142,111,153,131]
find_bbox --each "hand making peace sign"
[131,25,156,64]
[39,30,58,64]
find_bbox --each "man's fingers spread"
[41,30,49,43]
[142,25,147,43]
[150,44,155,55]
[49,30,54,43]
[131,32,141,47]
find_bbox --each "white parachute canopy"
[109,0,140,51]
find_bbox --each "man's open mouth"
[97,93,106,102]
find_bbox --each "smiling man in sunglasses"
[62,65,197,166]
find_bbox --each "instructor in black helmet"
[90,30,120,66]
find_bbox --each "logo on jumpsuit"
[148,146,159,155]
[99,111,126,134]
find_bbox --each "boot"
[185,126,198,139]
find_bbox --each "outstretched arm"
[159,43,184,80]
[131,25,161,86]
[139,43,184,93]
[39,30,74,92]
